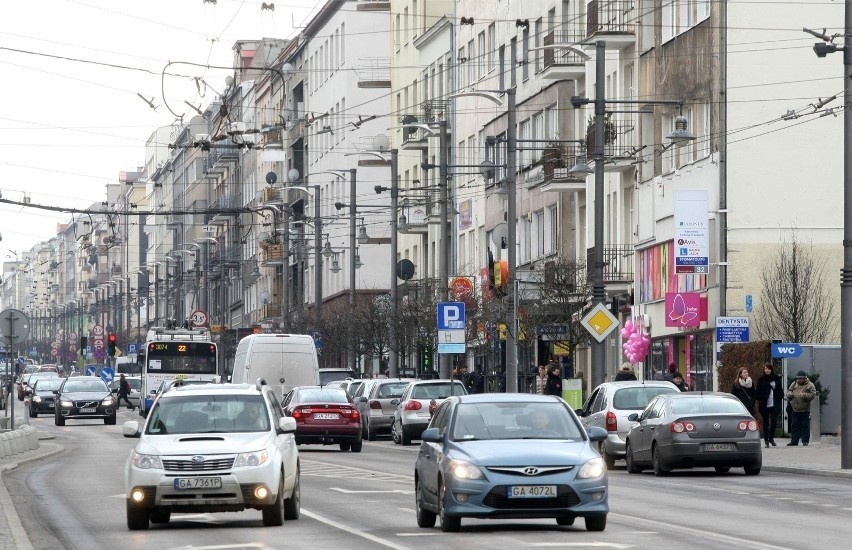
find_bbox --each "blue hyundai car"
[414,394,609,532]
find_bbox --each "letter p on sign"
[437,302,466,330]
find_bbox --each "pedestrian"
[468,365,485,394]
[662,361,678,382]
[786,371,817,446]
[730,366,756,413]
[117,373,134,410]
[615,362,637,381]
[496,367,507,393]
[671,372,689,392]
[544,363,562,397]
[756,363,783,448]
[534,365,548,395]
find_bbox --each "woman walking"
[756,363,783,448]
[731,367,756,413]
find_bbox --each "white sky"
[0,0,321,261]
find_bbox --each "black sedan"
[54,376,117,426]
[28,377,64,417]
[624,392,762,476]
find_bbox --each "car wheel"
[438,481,461,533]
[744,464,761,476]
[149,510,171,524]
[284,466,300,520]
[339,442,351,451]
[556,515,575,526]
[652,444,670,477]
[55,413,65,427]
[105,415,117,425]
[126,501,150,530]
[585,515,607,532]
[392,421,401,445]
[625,441,642,474]
[401,427,412,446]
[262,477,285,526]
[367,423,377,441]
[601,446,616,469]
[30,407,37,418]
[415,478,436,528]
[350,439,363,453]
[715,466,731,474]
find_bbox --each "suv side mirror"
[627,413,639,421]
[279,416,297,433]
[122,421,141,438]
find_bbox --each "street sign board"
[538,323,569,341]
[92,325,104,336]
[437,302,465,330]
[189,309,209,328]
[674,190,710,274]
[85,365,97,376]
[716,316,750,345]
[580,303,619,343]
[128,344,137,354]
[438,330,465,344]
[0,308,30,347]
[771,343,803,358]
[99,367,115,384]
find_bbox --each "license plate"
[508,485,557,498]
[47,404,54,408]
[314,413,339,420]
[703,443,736,451]
[174,477,222,490]
[79,408,96,413]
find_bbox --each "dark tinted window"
[671,396,747,415]
[613,386,678,410]
[376,383,409,399]
[411,382,467,399]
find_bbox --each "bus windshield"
[146,342,217,374]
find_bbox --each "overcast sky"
[0,0,321,262]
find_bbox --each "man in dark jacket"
[756,363,783,447]
[786,371,817,446]
[615,363,637,381]
[117,374,134,410]
[544,364,562,397]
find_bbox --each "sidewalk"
[761,435,852,478]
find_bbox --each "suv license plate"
[703,443,736,452]
[508,485,557,498]
[174,477,222,490]
[314,413,339,420]
[79,408,96,413]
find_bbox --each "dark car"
[282,386,362,452]
[28,377,64,417]
[54,376,117,426]
[624,392,762,476]
[19,372,58,401]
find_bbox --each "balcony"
[540,31,586,81]
[261,302,284,319]
[586,244,634,287]
[586,0,637,50]
[586,116,640,172]
[261,244,286,266]
[262,186,285,204]
[357,57,391,88]
[356,0,390,11]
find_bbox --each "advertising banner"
[674,190,709,274]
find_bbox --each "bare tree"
[753,234,835,343]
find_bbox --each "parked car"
[624,391,762,476]
[352,379,383,437]
[414,394,609,532]
[318,368,357,386]
[391,379,467,446]
[54,376,116,426]
[36,364,60,374]
[27,377,64,417]
[122,379,300,530]
[282,386,362,452]
[577,380,680,467]
[359,378,416,441]
[109,376,142,409]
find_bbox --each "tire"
[126,501,150,530]
[556,515,575,526]
[602,447,616,469]
[715,466,731,474]
[149,510,171,524]
[392,421,401,445]
[415,478,437,528]
[55,413,65,427]
[30,408,37,418]
[284,467,300,520]
[262,478,285,527]
[585,515,607,532]
[105,415,117,426]
[744,464,761,476]
[339,442,351,451]
[625,441,642,474]
[438,482,460,532]
[367,423,377,441]
[652,444,670,477]
[401,427,413,446]
[350,439,363,453]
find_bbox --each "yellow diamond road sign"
[580,303,620,342]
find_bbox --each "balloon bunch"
[621,320,651,365]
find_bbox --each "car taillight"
[369,400,382,410]
[404,400,422,411]
[339,407,361,421]
[605,411,618,432]
[291,407,311,421]
[671,421,696,433]
[737,420,758,432]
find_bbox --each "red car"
[282,386,363,452]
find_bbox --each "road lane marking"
[171,544,268,549]
[530,544,632,548]
[330,488,412,495]
[398,507,416,513]
[302,508,410,550]
[396,533,443,537]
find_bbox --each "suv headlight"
[59,400,73,407]
[577,457,606,479]
[449,460,484,480]
[32,396,42,403]
[102,396,115,406]
[131,452,162,469]
[234,450,269,467]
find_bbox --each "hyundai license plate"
[314,413,339,420]
[174,477,222,490]
[703,443,735,452]
[79,408,96,413]
[508,485,557,498]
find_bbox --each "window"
[498,45,505,89]
[532,112,543,164]
[519,216,530,264]
[702,101,711,158]
[522,27,530,81]
[510,37,517,87]
[533,210,544,258]
[458,47,466,89]
[534,18,542,72]
[488,24,496,70]
[663,0,711,42]
[395,14,401,48]
[403,7,409,43]
[519,120,531,167]
[458,233,467,269]
[478,31,486,79]
[684,106,694,164]
[546,205,558,254]
[468,39,475,83]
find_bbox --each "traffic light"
[108,333,117,357]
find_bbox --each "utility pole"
[314,187,322,316]
[349,168,358,373]
[389,148,399,378]
[591,40,607,391]
[281,207,290,332]
[438,120,451,379]
[505,88,518,392]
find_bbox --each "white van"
[231,334,319,400]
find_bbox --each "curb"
[763,465,852,480]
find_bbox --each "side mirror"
[357,396,367,403]
[421,427,442,443]
[390,398,399,406]
[575,408,584,416]
[123,421,141,438]
[587,426,608,442]
[279,416,297,433]
[627,413,639,421]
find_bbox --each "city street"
[3,407,852,550]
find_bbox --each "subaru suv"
[123,379,300,530]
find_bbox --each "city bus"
[139,325,218,416]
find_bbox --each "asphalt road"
[6,409,852,549]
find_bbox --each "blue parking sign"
[437,302,465,330]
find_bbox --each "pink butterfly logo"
[668,293,699,326]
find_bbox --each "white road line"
[530,544,632,548]
[302,508,411,550]
[794,500,815,504]
[841,508,852,511]
[396,533,443,537]
[171,544,268,550]
[330,488,412,495]
[398,507,416,513]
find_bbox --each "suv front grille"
[163,458,235,471]
[74,401,99,408]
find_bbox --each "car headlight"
[60,400,73,407]
[449,460,484,480]
[102,396,115,406]
[234,450,269,467]
[131,452,162,469]
[33,396,42,403]
[577,457,606,479]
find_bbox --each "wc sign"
[437,302,465,330]
[771,343,803,358]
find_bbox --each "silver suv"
[576,380,679,467]
[123,379,300,530]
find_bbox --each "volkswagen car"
[123,379,300,530]
[54,376,116,425]
[414,394,609,532]
[391,379,467,446]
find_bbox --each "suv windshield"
[147,394,269,434]
[612,386,678,410]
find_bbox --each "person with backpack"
[117,374,134,410]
